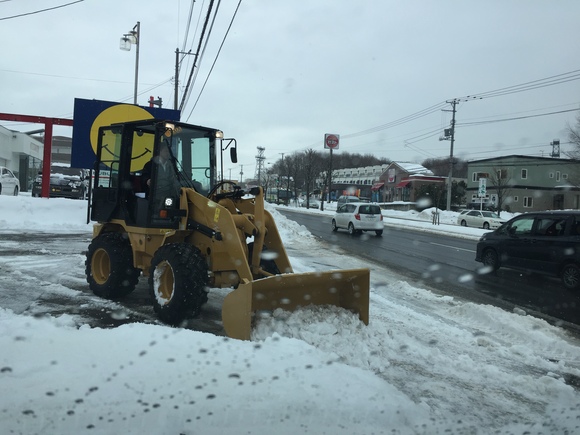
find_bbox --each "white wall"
[0,125,44,172]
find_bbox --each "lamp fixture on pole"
[120,21,140,105]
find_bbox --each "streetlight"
[120,22,140,105]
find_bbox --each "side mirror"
[230,146,237,164]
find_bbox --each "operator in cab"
[141,140,181,203]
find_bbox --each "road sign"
[324,133,340,150]
[478,178,487,197]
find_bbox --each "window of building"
[472,172,489,182]
[523,196,533,208]
[496,169,508,179]
[556,171,561,182]
[563,173,568,179]
[513,196,518,202]
[549,172,554,179]
[521,169,528,179]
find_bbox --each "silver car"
[0,166,20,196]
[457,209,506,230]
[332,203,384,236]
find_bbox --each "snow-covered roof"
[391,162,434,175]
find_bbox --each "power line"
[186,0,242,121]
[0,0,84,21]
[457,108,579,127]
[179,0,218,112]
[338,68,580,146]
[0,68,157,85]
[461,69,580,100]
[341,101,449,139]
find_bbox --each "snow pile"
[0,194,579,434]
[0,195,90,232]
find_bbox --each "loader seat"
[125,174,149,226]
[131,174,147,196]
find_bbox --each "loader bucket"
[221,268,370,340]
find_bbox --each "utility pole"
[174,49,179,110]
[441,99,457,211]
[174,48,194,110]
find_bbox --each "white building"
[0,124,44,191]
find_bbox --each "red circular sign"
[325,134,339,149]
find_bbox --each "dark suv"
[32,166,89,200]
[475,211,580,290]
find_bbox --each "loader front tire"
[86,232,140,299]
[149,243,209,325]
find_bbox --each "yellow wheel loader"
[85,119,369,339]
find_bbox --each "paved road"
[1,214,578,333]
[278,209,580,330]
[0,231,226,333]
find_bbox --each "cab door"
[90,127,124,222]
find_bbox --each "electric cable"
[179,0,216,112]
[0,0,84,20]
[186,0,242,121]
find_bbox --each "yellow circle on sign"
[90,105,154,172]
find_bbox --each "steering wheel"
[207,180,240,200]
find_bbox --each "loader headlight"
[164,197,174,207]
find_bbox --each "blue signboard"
[70,98,180,169]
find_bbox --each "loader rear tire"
[86,232,140,299]
[149,243,209,325]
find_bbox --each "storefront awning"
[395,180,411,188]
[371,182,384,191]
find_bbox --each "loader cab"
[90,119,221,228]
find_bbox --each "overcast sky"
[1,0,580,179]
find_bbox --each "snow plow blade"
[221,268,370,340]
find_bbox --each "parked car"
[0,166,20,196]
[32,166,88,200]
[475,211,580,290]
[332,202,384,236]
[336,195,369,206]
[300,199,320,209]
[457,209,506,229]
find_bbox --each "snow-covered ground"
[0,194,579,434]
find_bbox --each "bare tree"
[488,167,513,216]
[422,157,468,178]
[567,112,580,158]
[564,111,580,186]
[285,154,302,203]
[302,149,321,207]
